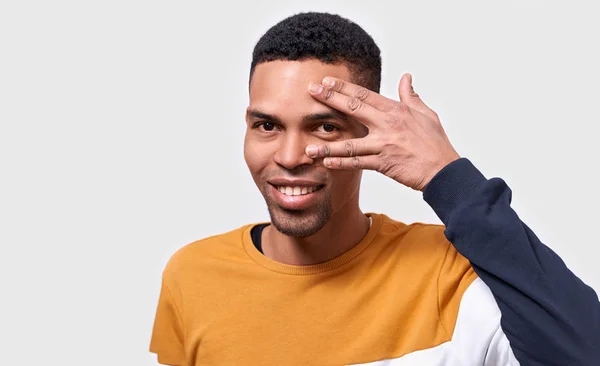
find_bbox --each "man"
[149,12,600,365]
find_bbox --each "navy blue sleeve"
[423,157,600,366]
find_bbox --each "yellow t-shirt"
[149,213,491,365]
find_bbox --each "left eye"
[317,123,338,133]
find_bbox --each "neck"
[262,199,370,266]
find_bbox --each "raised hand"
[306,73,461,192]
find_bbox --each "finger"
[305,138,380,159]
[308,82,388,127]
[323,155,381,170]
[397,73,431,114]
[320,77,397,112]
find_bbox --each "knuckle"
[379,154,394,173]
[334,80,346,93]
[344,140,355,156]
[325,88,334,100]
[353,87,370,101]
[394,103,409,114]
[352,156,360,169]
[347,97,362,112]
[323,145,331,157]
[336,157,344,168]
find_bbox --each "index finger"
[321,77,397,113]
[308,82,387,128]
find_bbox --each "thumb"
[398,73,428,112]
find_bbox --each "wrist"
[422,157,487,224]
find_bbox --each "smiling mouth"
[271,184,325,196]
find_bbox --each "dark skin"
[306,73,460,191]
[244,60,459,266]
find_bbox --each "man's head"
[244,12,381,237]
[249,12,381,93]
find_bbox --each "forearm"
[424,158,600,365]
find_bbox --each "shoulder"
[376,212,476,284]
[378,215,482,338]
[377,212,445,239]
[161,222,257,279]
[376,213,452,258]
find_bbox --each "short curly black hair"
[249,12,382,92]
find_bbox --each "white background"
[1,0,598,365]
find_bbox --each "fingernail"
[322,77,335,88]
[324,158,332,167]
[306,145,318,157]
[308,83,323,94]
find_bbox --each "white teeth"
[276,185,320,196]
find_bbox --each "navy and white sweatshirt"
[423,158,600,365]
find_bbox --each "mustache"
[261,168,328,183]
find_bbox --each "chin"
[268,205,331,238]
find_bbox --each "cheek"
[330,170,362,199]
[244,139,273,177]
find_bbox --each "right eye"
[253,121,278,132]
[260,122,275,131]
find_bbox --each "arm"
[304,73,600,364]
[424,157,600,365]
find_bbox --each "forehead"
[249,60,351,113]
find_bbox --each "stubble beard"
[263,186,333,238]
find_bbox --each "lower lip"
[269,184,324,211]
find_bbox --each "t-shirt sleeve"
[149,276,185,366]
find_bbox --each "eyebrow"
[247,109,350,123]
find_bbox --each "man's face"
[244,60,367,237]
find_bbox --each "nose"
[273,131,314,170]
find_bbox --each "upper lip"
[268,178,324,187]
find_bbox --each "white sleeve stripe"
[452,277,520,365]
